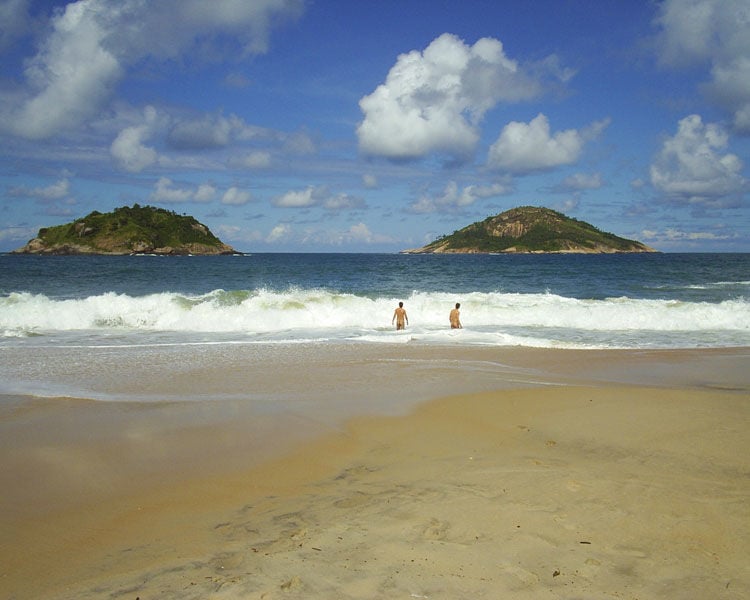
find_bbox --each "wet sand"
[1,346,748,599]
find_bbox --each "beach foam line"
[2,289,747,337]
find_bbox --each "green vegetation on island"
[402,206,656,254]
[13,204,237,255]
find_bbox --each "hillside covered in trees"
[13,205,237,255]
[403,207,656,254]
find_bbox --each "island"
[402,206,657,254]
[12,204,238,255]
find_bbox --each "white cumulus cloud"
[344,222,393,244]
[357,33,572,161]
[273,187,317,208]
[12,1,122,140]
[266,223,291,243]
[650,114,746,206]
[149,177,193,203]
[655,0,750,133]
[194,184,217,203]
[149,177,217,204]
[110,106,161,172]
[1,0,304,139]
[271,186,363,211]
[347,223,373,241]
[8,178,71,200]
[487,114,609,173]
[221,187,252,206]
[236,151,273,169]
[323,193,365,212]
[409,180,512,214]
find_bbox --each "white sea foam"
[1,288,748,349]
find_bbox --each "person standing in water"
[392,301,408,330]
[449,302,462,329]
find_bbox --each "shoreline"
[3,344,748,404]
[1,346,748,598]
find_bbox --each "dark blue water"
[2,253,748,302]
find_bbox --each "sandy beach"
[1,346,748,599]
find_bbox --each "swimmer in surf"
[449,302,462,329]
[392,301,408,330]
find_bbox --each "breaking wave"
[1,288,748,349]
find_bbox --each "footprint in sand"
[215,520,260,542]
[272,511,304,525]
[280,576,303,590]
[500,563,540,585]
[422,518,450,541]
[334,492,372,508]
[334,464,378,480]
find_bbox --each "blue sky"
[1,0,748,253]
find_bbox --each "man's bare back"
[392,302,408,330]
[449,303,462,329]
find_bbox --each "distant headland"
[12,204,238,255]
[402,206,657,254]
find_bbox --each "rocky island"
[403,206,656,254]
[12,204,238,255]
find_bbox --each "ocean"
[1,252,748,402]
[1,252,748,351]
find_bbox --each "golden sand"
[1,347,748,599]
